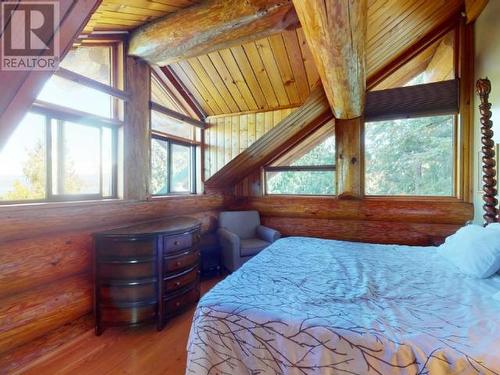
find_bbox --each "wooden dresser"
[93,217,201,335]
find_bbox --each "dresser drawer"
[100,280,156,303]
[164,286,199,316]
[100,303,157,324]
[98,259,156,280]
[164,249,200,273]
[164,233,193,254]
[164,266,199,293]
[97,238,155,258]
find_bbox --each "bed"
[186,237,500,374]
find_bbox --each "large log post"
[124,57,151,201]
[335,118,363,199]
[476,78,498,224]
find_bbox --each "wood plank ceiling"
[83,0,464,116]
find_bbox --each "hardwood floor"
[16,276,224,375]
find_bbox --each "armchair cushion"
[257,225,281,243]
[240,238,271,257]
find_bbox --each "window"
[365,115,454,196]
[372,30,455,91]
[265,123,336,195]
[0,113,47,201]
[151,136,197,195]
[150,72,200,196]
[0,43,123,204]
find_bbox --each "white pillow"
[439,224,500,278]
[485,222,500,232]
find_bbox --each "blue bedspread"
[187,237,500,374]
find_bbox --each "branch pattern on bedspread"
[187,237,500,375]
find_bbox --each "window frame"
[263,166,337,196]
[151,132,197,196]
[363,113,458,198]
[0,41,124,205]
[263,130,337,196]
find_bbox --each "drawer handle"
[174,240,180,246]
[175,301,181,307]
[175,281,181,287]
[176,261,182,267]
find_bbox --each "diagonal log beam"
[128,0,298,66]
[292,0,367,119]
[204,84,333,189]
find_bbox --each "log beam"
[128,0,298,66]
[292,0,367,119]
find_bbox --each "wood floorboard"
[17,276,224,375]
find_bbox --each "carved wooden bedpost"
[476,78,498,224]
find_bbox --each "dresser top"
[95,216,201,237]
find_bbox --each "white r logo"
[9,9,49,50]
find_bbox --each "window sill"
[150,194,200,200]
[0,198,123,211]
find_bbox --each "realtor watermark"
[1,1,60,71]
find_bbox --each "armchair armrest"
[217,228,241,272]
[257,225,281,243]
[217,228,240,249]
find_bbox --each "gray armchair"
[218,210,281,272]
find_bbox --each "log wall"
[0,194,226,365]
[231,195,473,246]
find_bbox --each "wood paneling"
[83,0,201,34]
[163,0,463,116]
[367,10,460,91]
[168,29,319,115]
[293,0,367,119]
[128,0,298,66]
[231,196,473,245]
[205,85,333,189]
[205,108,296,178]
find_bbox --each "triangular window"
[264,120,335,195]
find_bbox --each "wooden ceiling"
[83,0,465,116]
[83,0,201,34]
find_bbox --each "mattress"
[186,237,500,374]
